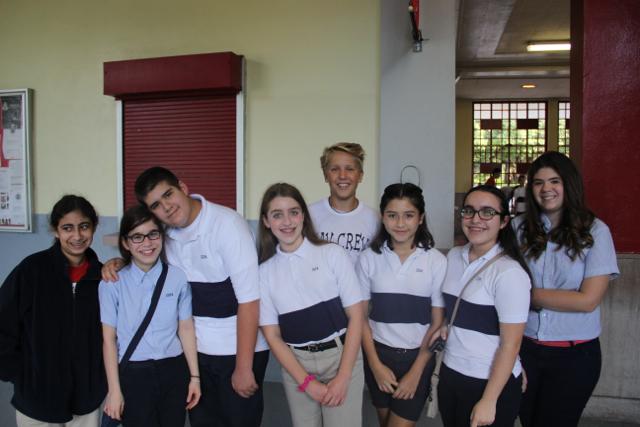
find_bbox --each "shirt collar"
[126,258,162,283]
[323,197,361,216]
[382,240,421,261]
[461,242,502,265]
[166,194,206,241]
[540,213,553,233]
[277,237,312,259]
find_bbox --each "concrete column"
[379,0,456,249]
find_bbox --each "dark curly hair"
[519,151,594,261]
[50,195,98,231]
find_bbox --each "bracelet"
[190,375,200,378]
[297,374,316,392]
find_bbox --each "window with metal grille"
[558,101,571,157]
[472,102,547,187]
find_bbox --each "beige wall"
[455,99,473,193]
[547,99,560,152]
[0,0,379,219]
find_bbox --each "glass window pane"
[472,101,548,182]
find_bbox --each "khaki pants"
[282,339,364,427]
[16,407,100,427]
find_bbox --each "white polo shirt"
[165,194,269,355]
[442,243,530,379]
[309,198,379,264]
[259,238,363,346]
[356,243,446,349]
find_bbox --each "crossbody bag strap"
[119,262,169,372]
[447,252,504,329]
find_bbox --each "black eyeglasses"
[127,230,161,243]
[459,206,502,220]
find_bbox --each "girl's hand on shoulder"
[104,390,124,420]
[306,379,328,403]
[322,372,351,407]
[470,397,496,427]
[186,378,202,410]
[372,362,398,394]
[392,367,422,400]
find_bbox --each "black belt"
[374,340,420,354]
[292,334,346,352]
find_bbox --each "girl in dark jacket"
[0,195,107,427]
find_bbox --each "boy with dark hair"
[103,166,269,427]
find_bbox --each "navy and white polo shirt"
[259,238,363,346]
[442,243,530,379]
[165,194,269,355]
[356,243,446,349]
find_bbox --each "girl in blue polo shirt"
[515,152,619,427]
[356,183,446,427]
[437,185,531,427]
[99,205,201,427]
[257,183,364,427]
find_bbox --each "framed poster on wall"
[0,89,32,232]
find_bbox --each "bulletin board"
[0,89,32,232]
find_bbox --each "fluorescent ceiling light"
[527,42,571,52]
[521,83,536,89]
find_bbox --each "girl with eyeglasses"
[435,185,531,427]
[514,152,619,427]
[99,205,200,426]
[356,183,446,427]
[0,195,107,427]
[257,183,364,427]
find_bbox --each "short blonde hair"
[320,142,365,172]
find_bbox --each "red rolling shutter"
[104,52,243,211]
[122,94,236,209]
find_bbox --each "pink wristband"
[297,374,316,392]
